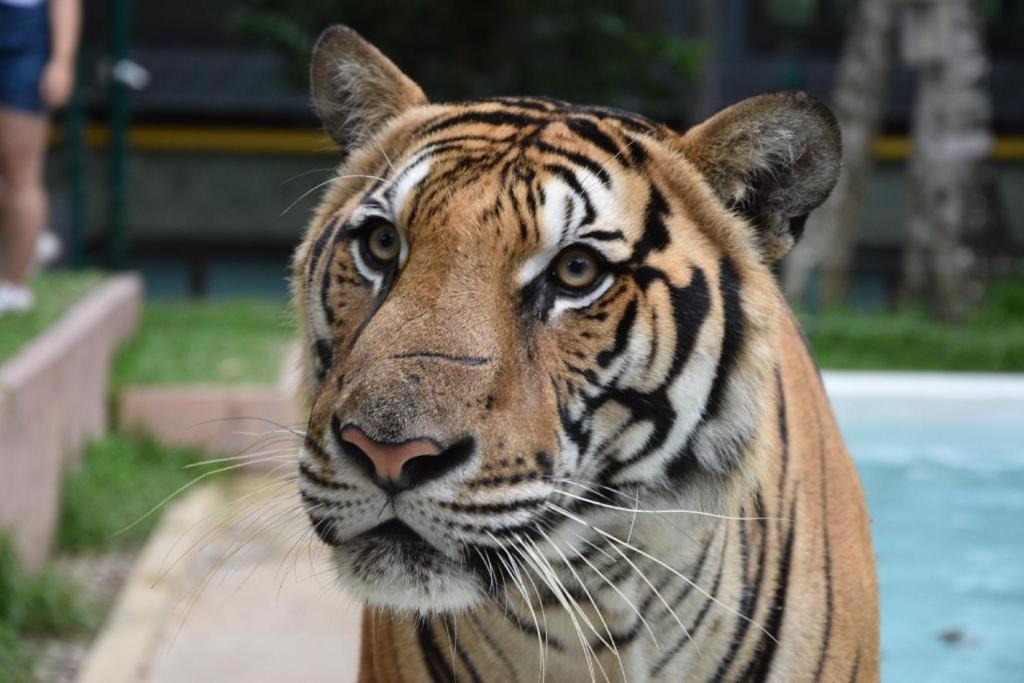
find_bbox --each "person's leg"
[0,105,49,287]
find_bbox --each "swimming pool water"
[834,391,1024,682]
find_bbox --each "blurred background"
[50,0,1024,311]
[1,1,1022,682]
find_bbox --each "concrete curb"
[823,370,1024,400]
[118,343,303,460]
[118,384,302,459]
[0,274,142,570]
[74,486,225,683]
[75,479,362,683]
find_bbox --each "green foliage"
[58,434,221,552]
[113,298,294,386]
[0,271,102,365]
[231,0,705,120]
[805,275,1024,371]
[0,536,96,683]
[0,624,34,683]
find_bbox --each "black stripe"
[580,229,626,242]
[651,528,730,676]
[420,110,548,137]
[630,185,671,264]
[307,216,338,282]
[534,141,612,187]
[848,648,861,683]
[437,498,545,515]
[302,436,331,463]
[417,618,457,683]
[708,496,770,682]
[596,298,637,368]
[563,116,625,159]
[742,495,798,682]
[468,613,519,681]
[298,460,352,491]
[704,257,745,420]
[497,605,566,651]
[812,403,835,681]
[542,163,596,226]
[776,367,790,537]
[444,616,484,683]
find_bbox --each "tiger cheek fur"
[291,24,878,683]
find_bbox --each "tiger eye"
[554,248,601,290]
[366,223,401,263]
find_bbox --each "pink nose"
[340,425,442,483]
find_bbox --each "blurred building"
[49,0,1024,301]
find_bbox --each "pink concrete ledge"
[0,274,142,571]
[118,384,301,463]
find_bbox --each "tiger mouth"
[358,518,429,545]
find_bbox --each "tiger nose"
[339,424,443,490]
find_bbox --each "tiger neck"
[356,518,747,682]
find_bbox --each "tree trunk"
[903,0,995,322]
[783,0,898,308]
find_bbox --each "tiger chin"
[292,24,879,683]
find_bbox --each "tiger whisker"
[281,173,388,216]
[156,472,298,586]
[536,528,628,683]
[183,448,298,469]
[509,536,596,681]
[519,536,609,683]
[549,503,777,645]
[561,527,660,650]
[567,522,699,659]
[552,486,781,522]
[486,535,549,682]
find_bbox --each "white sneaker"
[0,282,34,314]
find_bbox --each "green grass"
[806,276,1024,371]
[0,536,97,683]
[58,434,222,552]
[0,271,103,366]
[113,298,294,386]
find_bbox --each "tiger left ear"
[677,91,841,261]
[310,25,428,158]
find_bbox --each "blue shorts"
[0,3,51,113]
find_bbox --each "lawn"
[0,271,103,366]
[804,276,1024,372]
[112,298,295,386]
[58,434,226,552]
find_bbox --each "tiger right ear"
[310,25,428,158]
[677,91,841,262]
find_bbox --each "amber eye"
[553,247,602,291]
[363,222,401,265]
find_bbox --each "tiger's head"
[293,26,840,614]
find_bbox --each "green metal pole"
[108,0,130,269]
[66,53,87,268]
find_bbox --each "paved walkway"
[77,476,362,683]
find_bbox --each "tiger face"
[294,27,839,615]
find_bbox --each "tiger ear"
[310,25,428,158]
[677,91,841,262]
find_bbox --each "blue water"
[837,401,1024,682]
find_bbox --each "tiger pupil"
[568,258,588,275]
[367,224,399,263]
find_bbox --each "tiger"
[292,25,879,683]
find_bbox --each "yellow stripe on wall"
[51,125,1024,161]
[873,135,1024,161]
[53,125,337,155]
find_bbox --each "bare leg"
[0,106,49,286]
